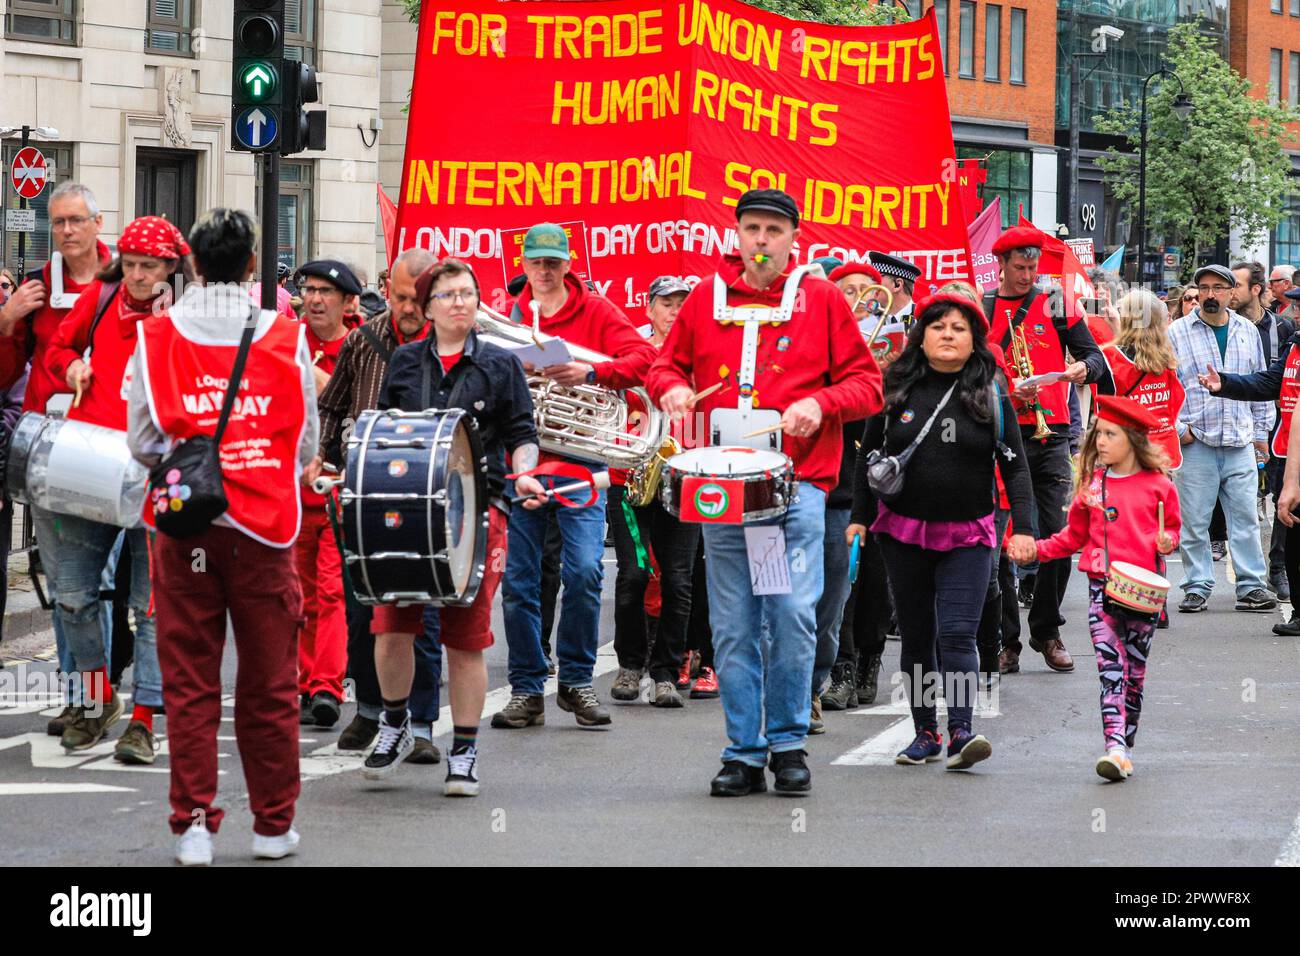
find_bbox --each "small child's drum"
[1103,561,1170,622]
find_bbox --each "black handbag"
[146,309,258,539]
[864,382,956,504]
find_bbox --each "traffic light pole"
[261,150,278,310]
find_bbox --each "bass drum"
[340,408,489,607]
[5,411,148,528]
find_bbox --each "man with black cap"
[869,251,921,329]
[1168,264,1277,614]
[495,222,657,731]
[291,259,365,729]
[647,188,882,796]
[984,224,1111,676]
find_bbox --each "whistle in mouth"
[754,254,770,263]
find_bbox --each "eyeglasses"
[300,284,342,298]
[0,281,12,291]
[50,215,94,230]
[1196,285,1232,294]
[1181,294,1197,302]
[430,289,478,304]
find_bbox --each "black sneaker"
[1018,574,1035,608]
[1274,611,1300,636]
[337,713,379,751]
[769,749,812,794]
[710,760,767,797]
[1178,592,1208,613]
[1212,541,1227,562]
[298,694,315,725]
[362,711,413,780]
[310,691,341,728]
[1235,588,1278,612]
[556,685,611,727]
[444,746,480,797]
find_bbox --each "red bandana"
[118,216,190,260]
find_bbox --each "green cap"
[522,223,570,260]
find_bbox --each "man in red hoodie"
[494,223,657,730]
[647,189,883,796]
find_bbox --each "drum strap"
[620,494,651,572]
[84,281,121,360]
[357,324,394,364]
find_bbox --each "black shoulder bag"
[863,382,957,504]
[146,307,259,538]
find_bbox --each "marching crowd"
[0,182,1296,865]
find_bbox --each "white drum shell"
[16,415,147,528]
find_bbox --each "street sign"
[234,107,278,150]
[5,209,36,232]
[1163,253,1179,269]
[10,146,49,199]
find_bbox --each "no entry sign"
[11,146,49,200]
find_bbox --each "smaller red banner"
[680,476,745,524]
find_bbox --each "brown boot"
[998,647,1020,674]
[1030,637,1074,672]
[808,693,825,734]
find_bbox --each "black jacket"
[380,329,537,504]
[1218,330,1300,404]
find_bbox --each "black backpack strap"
[994,287,1041,350]
[213,305,260,445]
[357,324,394,364]
[84,281,121,360]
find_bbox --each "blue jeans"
[813,507,852,696]
[501,486,608,695]
[1174,440,1269,598]
[703,485,825,766]
[48,513,161,708]
[31,505,111,705]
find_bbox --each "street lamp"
[1136,69,1194,285]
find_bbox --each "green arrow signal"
[240,62,276,101]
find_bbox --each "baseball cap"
[522,223,570,260]
[649,276,690,299]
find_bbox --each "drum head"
[444,421,478,596]
[5,412,48,502]
[668,446,789,476]
[1109,561,1170,588]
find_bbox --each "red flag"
[679,476,745,524]
[967,196,1002,292]
[378,183,398,266]
[956,158,987,224]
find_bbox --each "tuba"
[475,303,669,471]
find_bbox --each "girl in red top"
[1012,396,1180,782]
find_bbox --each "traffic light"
[281,61,327,155]
[231,1,284,152]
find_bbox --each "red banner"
[395,0,973,316]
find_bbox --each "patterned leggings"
[1086,581,1156,752]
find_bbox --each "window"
[146,0,195,56]
[984,5,1001,81]
[1275,0,1284,13]
[901,0,922,17]
[1291,53,1300,106]
[933,2,950,75]
[1009,7,1025,84]
[285,0,317,67]
[3,143,74,274]
[958,1,975,78]
[1272,188,1300,269]
[1292,0,1299,16]
[957,146,1031,229]
[5,0,76,44]
[268,162,314,270]
[1271,49,1283,105]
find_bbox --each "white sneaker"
[175,823,213,866]
[252,827,300,860]
[444,746,480,797]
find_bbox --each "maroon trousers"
[154,525,303,836]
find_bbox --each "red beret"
[1095,395,1160,434]
[828,263,883,285]
[991,225,1046,257]
[915,291,990,332]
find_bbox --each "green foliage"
[1094,24,1300,277]
[401,0,915,27]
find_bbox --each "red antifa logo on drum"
[680,476,744,523]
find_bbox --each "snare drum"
[339,408,489,607]
[1103,561,1170,622]
[661,446,795,524]
[5,412,148,528]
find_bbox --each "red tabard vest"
[1274,344,1300,458]
[1109,348,1186,470]
[138,314,307,548]
[990,294,1072,427]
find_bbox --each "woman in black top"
[849,293,1035,770]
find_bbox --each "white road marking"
[0,782,136,796]
[1275,809,1300,867]
[834,689,1001,767]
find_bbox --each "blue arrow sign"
[235,106,277,150]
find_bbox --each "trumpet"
[474,304,669,470]
[1009,322,1053,442]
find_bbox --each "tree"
[1094,23,1300,281]
[401,0,914,26]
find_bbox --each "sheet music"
[478,333,573,368]
[745,526,792,595]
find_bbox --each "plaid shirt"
[318,309,413,467]
[1168,308,1274,447]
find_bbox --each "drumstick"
[686,382,726,408]
[73,378,83,408]
[509,471,613,505]
[741,422,786,439]
[312,350,325,367]
[1158,500,1165,536]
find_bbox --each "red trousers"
[295,506,347,700]
[154,525,303,837]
